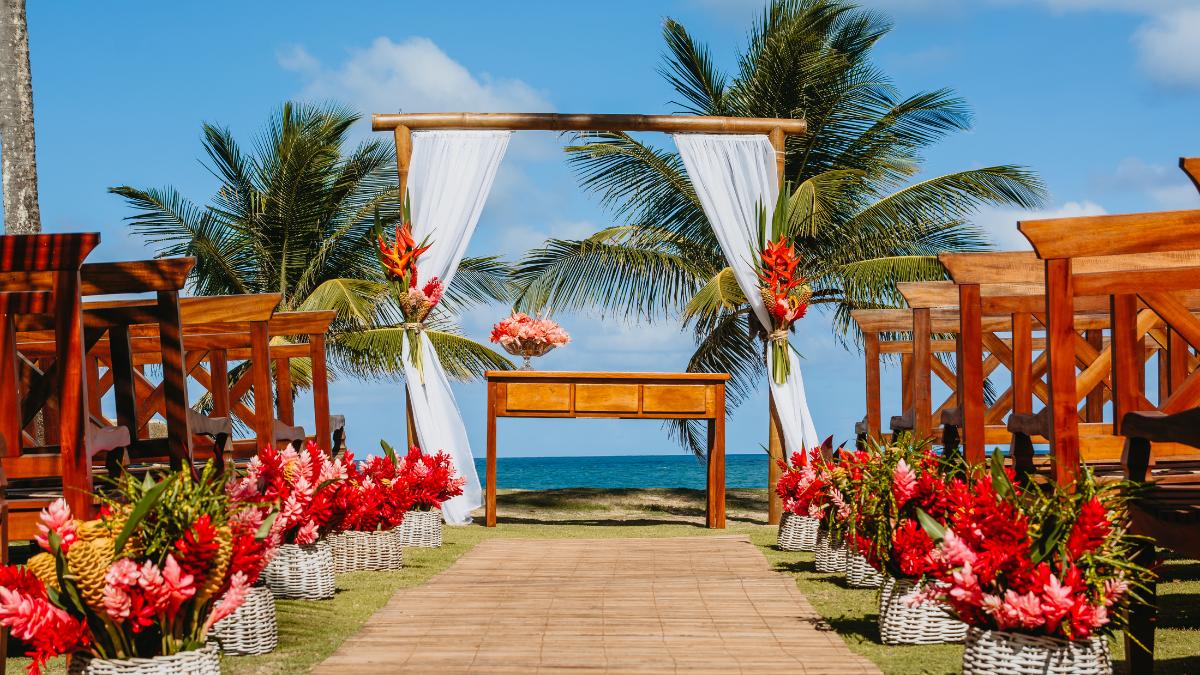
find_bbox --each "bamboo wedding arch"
[373,112,808,523]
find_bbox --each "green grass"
[6,488,1198,674]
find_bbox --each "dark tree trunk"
[0,0,41,234]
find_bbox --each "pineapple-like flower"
[67,537,115,614]
[25,553,59,593]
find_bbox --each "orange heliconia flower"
[378,222,431,286]
[759,236,804,294]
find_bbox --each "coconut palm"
[512,0,1047,453]
[110,102,512,400]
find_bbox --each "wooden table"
[485,371,730,528]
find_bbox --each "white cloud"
[1090,157,1200,210]
[279,37,553,121]
[1132,8,1200,88]
[973,200,1108,250]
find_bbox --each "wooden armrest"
[940,407,962,427]
[330,414,345,433]
[853,418,867,436]
[273,420,306,444]
[1121,409,1200,449]
[890,410,914,432]
[87,425,131,457]
[187,409,232,438]
[1007,409,1049,437]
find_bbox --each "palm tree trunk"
[0,0,41,234]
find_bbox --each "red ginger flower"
[1066,497,1111,558]
[173,513,219,588]
[0,567,89,675]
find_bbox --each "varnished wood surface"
[372,112,809,135]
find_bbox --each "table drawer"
[504,382,571,413]
[575,383,639,413]
[643,384,708,414]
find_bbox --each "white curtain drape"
[403,130,510,524]
[674,133,819,456]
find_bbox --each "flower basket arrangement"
[490,312,570,370]
[774,448,825,552]
[878,576,967,646]
[813,528,847,574]
[228,442,346,600]
[396,444,464,547]
[0,466,269,675]
[914,453,1150,674]
[846,551,884,589]
[208,584,277,656]
[327,444,415,573]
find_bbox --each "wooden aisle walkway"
[313,536,880,674]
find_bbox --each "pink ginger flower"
[35,498,77,553]
[106,558,140,587]
[203,572,251,633]
[136,560,168,612]
[1103,578,1129,607]
[829,489,851,519]
[1039,572,1076,632]
[941,529,978,567]
[294,521,320,545]
[102,585,132,621]
[981,593,1015,629]
[892,459,918,507]
[161,555,196,614]
[807,504,823,519]
[1004,590,1046,629]
[0,586,73,641]
[948,562,983,608]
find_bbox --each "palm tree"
[110,102,511,402]
[513,0,1047,453]
[1,0,42,233]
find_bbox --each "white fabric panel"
[402,130,511,524]
[673,133,820,455]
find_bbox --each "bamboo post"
[394,125,421,451]
[767,127,786,525]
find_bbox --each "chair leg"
[942,424,961,456]
[1011,432,1035,485]
[1125,539,1157,674]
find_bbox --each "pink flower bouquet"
[490,312,570,369]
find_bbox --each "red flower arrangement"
[330,451,414,533]
[490,312,570,368]
[0,466,272,673]
[775,439,838,519]
[397,445,466,511]
[377,202,442,379]
[914,454,1148,640]
[227,442,347,545]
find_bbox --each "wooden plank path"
[313,536,879,674]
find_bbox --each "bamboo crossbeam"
[371,112,808,135]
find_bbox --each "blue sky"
[22,0,1200,461]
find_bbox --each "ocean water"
[472,454,769,490]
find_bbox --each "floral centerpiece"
[490,312,570,369]
[916,454,1149,672]
[227,443,347,599]
[756,192,812,385]
[0,466,268,674]
[377,203,442,380]
[325,446,415,573]
[394,444,466,548]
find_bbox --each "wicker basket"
[813,529,848,574]
[845,552,884,588]
[262,539,336,600]
[963,627,1111,675]
[395,508,443,548]
[68,645,220,674]
[209,584,278,655]
[329,529,404,574]
[777,512,819,552]
[878,576,968,645]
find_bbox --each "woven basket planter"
[68,645,220,675]
[777,512,819,552]
[395,508,443,548]
[878,576,968,645]
[963,627,1111,675]
[209,584,278,655]
[813,529,848,574]
[330,529,404,574]
[262,539,336,600]
[845,552,884,588]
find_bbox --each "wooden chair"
[1016,200,1200,672]
[0,234,100,539]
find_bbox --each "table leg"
[486,382,497,527]
[708,397,727,529]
